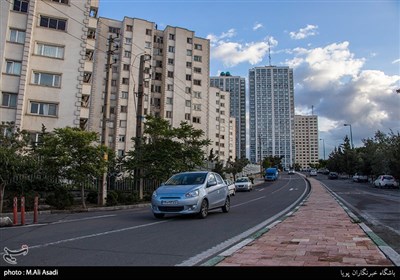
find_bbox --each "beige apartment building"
[209,87,236,164]
[91,17,220,157]
[294,115,319,169]
[0,0,98,140]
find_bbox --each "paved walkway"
[217,178,393,266]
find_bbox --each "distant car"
[288,169,295,175]
[309,169,317,176]
[224,179,236,196]
[352,173,368,182]
[151,171,230,219]
[373,175,398,188]
[328,172,339,180]
[235,177,253,191]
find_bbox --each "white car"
[309,169,317,176]
[235,177,253,192]
[224,179,236,196]
[373,175,398,189]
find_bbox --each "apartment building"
[294,115,319,169]
[210,73,246,159]
[249,66,295,169]
[209,87,236,164]
[0,0,98,140]
[91,17,213,156]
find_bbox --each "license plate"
[161,200,178,205]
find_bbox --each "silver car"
[235,177,253,191]
[151,171,230,219]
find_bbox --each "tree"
[262,155,284,170]
[224,157,249,181]
[123,116,210,182]
[0,122,33,213]
[35,127,109,209]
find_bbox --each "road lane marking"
[231,196,266,208]
[0,220,168,254]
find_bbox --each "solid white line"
[0,220,168,255]
[231,196,266,208]
[219,238,253,257]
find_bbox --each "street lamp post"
[344,124,353,149]
[319,138,325,160]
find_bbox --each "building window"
[5,60,22,75]
[109,27,120,34]
[194,55,202,62]
[122,78,129,85]
[126,25,133,31]
[119,135,125,142]
[120,106,127,113]
[187,38,193,44]
[185,87,191,94]
[166,111,172,118]
[186,75,191,81]
[169,34,175,40]
[52,0,69,4]
[193,104,201,111]
[194,44,202,50]
[168,46,175,53]
[121,91,128,99]
[111,79,117,86]
[32,72,61,87]
[35,43,64,59]
[9,29,25,44]
[185,113,191,120]
[145,41,151,48]
[167,84,174,91]
[192,117,201,123]
[168,58,174,65]
[30,101,57,116]
[2,92,17,108]
[124,51,131,58]
[13,0,28,13]
[193,91,201,98]
[39,16,67,31]
[166,97,173,104]
[187,49,192,56]
[167,71,174,78]
[123,64,130,71]
[185,100,191,107]
[186,62,192,68]
[117,150,125,157]
[125,37,132,44]
[194,67,201,74]
[193,79,201,86]
[146,29,152,36]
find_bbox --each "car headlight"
[185,189,199,198]
[152,191,158,198]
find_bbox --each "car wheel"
[154,213,164,219]
[198,199,208,219]
[222,196,230,213]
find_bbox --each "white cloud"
[253,23,263,31]
[289,24,318,40]
[290,41,400,147]
[208,29,278,67]
[392,58,400,64]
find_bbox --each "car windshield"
[164,173,206,185]
[236,178,248,182]
[383,176,394,180]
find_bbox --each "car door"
[206,173,220,208]
[214,173,228,206]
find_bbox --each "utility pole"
[134,54,151,200]
[99,35,118,205]
[259,134,263,176]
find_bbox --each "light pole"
[319,138,325,160]
[343,123,353,149]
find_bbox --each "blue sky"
[100,0,400,158]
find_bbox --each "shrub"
[45,188,74,209]
[86,190,98,204]
[106,191,118,206]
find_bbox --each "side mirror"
[207,181,217,187]
[160,182,165,186]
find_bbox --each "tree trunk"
[81,185,86,209]
[0,184,4,214]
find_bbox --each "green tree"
[35,127,109,209]
[224,157,249,181]
[262,155,284,170]
[123,116,210,182]
[0,122,34,213]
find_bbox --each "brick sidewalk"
[217,178,393,266]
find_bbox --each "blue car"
[151,171,230,219]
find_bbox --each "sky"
[99,0,400,159]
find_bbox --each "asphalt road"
[315,174,400,254]
[1,174,308,266]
